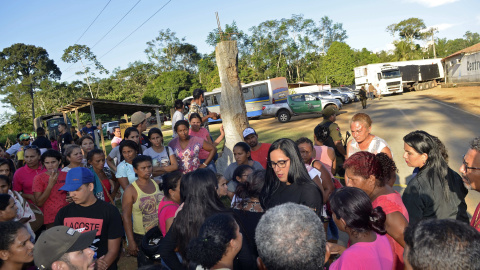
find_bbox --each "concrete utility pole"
[215,40,249,173]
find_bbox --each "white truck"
[354,64,403,96]
[354,59,444,94]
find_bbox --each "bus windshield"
[382,69,401,79]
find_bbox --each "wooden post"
[75,109,80,130]
[62,113,68,127]
[124,114,129,123]
[89,102,100,147]
[155,108,161,128]
[215,40,249,174]
[98,119,106,155]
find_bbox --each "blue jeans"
[200,159,217,173]
[327,218,339,240]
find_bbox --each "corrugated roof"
[442,42,480,61]
[57,98,164,115]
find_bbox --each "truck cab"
[355,64,403,96]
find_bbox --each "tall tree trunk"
[215,41,249,174]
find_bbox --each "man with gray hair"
[255,203,326,270]
[459,137,480,232]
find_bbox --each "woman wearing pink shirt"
[327,187,393,270]
[188,113,224,173]
[344,152,409,270]
[12,146,46,205]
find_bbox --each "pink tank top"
[314,145,333,173]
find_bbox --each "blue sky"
[1,0,479,116]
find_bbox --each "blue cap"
[59,167,94,192]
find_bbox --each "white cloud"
[406,0,459,7]
[427,23,456,31]
[373,43,396,53]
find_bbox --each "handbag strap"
[98,178,115,205]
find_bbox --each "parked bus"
[183,77,289,122]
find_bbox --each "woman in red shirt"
[32,150,68,228]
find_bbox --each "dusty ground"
[411,85,480,115]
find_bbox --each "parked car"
[262,93,341,123]
[315,91,350,104]
[329,88,357,102]
[102,121,119,139]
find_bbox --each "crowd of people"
[0,88,479,270]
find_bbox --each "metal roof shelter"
[57,98,164,146]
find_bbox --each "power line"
[75,0,112,44]
[99,0,172,60]
[92,0,143,49]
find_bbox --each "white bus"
[183,77,289,122]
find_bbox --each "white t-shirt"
[143,146,174,181]
[108,144,147,166]
[171,110,184,138]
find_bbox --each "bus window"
[205,96,213,106]
[212,95,219,105]
[253,84,269,98]
[242,87,254,100]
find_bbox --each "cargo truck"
[388,58,444,91]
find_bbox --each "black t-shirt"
[59,132,73,149]
[139,133,151,148]
[54,199,124,270]
[265,181,323,218]
[32,136,52,149]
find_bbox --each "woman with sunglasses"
[12,146,46,205]
[260,138,323,217]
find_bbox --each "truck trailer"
[354,64,403,96]
[387,58,444,91]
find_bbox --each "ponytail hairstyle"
[233,142,252,160]
[344,151,397,187]
[329,187,386,235]
[232,164,253,182]
[124,127,143,154]
[161,171,183,199]
[403,130,449,196]
[186,213,238,269]
[235,169,265,206]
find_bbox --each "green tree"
[142,70,201,109]
[323,42,355,86]
[317,16,348,53]
[0,43,61,131]
[387,18,426,43]
[145,29,200,72]
[61,44,108,98]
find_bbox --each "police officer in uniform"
[319,106,347,176]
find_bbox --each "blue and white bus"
[183,77,289,121]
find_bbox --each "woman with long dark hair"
[115,140,139,191]
[159,169,255,269]
[344,152,408,270]
[402,130,468,224]
[144,128,178,182]
[260,138,323,217]
[186,214,242,270]
[107,127,146,172]
[327,187,393,269]
[87,149,118,203]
